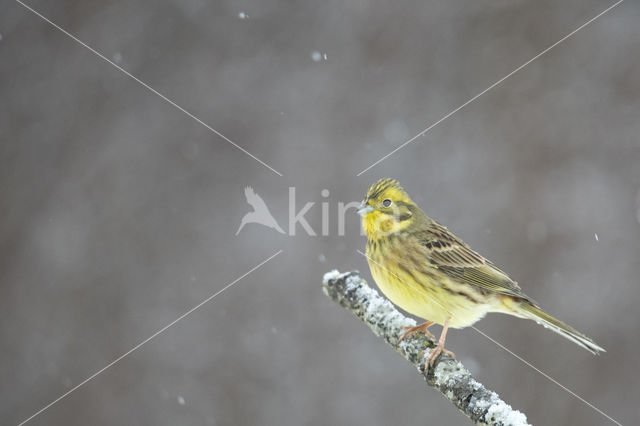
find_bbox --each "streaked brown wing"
[417,221,530,300]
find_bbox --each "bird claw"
[398,321,435,343]
[398,319,454,372]
[425,344,456,371]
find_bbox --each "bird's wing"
[417,221,530,300]
[244,186,269,212]
[244,186,256,203]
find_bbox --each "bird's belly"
[369,260,491,329]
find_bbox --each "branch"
[322,270,530,426]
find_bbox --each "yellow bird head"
[358,178,419,238]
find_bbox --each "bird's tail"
[519,302,605,354]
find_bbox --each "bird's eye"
[382,199,392,207]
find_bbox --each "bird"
[358,178,604,369]
[236,186,285,235]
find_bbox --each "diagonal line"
[356,249,622,425]
[472,326,623,426]
[17,250,283,426]
[15,0,283,177]
[356,0,624,176]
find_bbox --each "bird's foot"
[425,344,456,371]
[398,321,435,343]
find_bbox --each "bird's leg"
[425,318,455,371]
[398,321,435,343]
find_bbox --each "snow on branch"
[322,270,530,426]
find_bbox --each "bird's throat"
[362,211,412,240]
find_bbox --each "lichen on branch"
[322,270,530,426]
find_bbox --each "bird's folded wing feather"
[417,222,531,301]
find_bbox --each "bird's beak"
[357,202,374,216]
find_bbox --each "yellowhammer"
[359,178,604,369]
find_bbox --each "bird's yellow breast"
[366,237,495,329]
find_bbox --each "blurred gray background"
[1,0,639,424]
